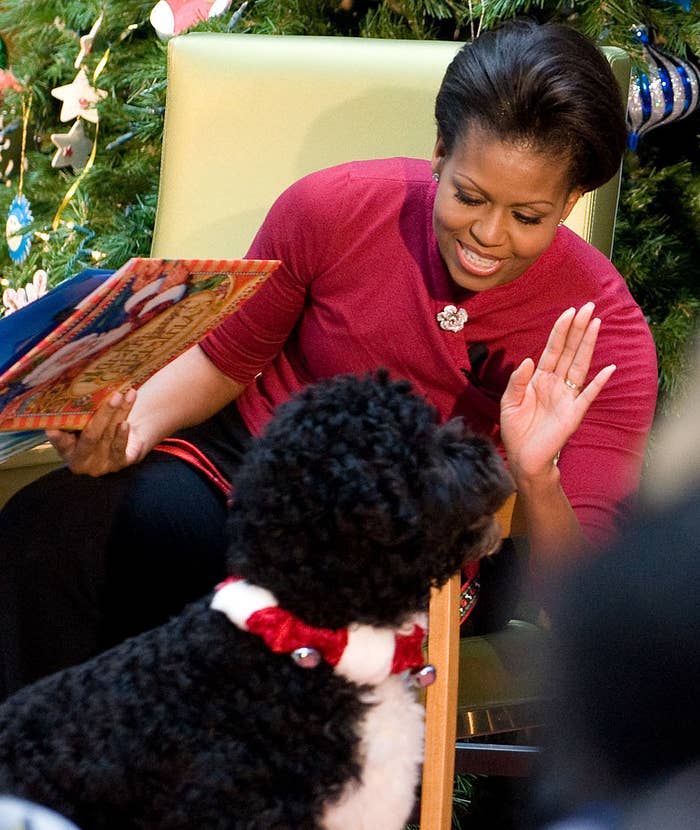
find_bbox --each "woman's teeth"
[459,242,502,275]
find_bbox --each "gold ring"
[564,378,581,391]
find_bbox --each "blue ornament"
[664,0,692,10]
[627,25,700,150]
[5,193,33,264]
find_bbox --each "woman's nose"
[470,210,505,247]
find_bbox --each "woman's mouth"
[456,241,503,277]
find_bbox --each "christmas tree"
[1,0,699,413]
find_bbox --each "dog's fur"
[0,371,513,829]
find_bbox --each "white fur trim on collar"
[336,625,395,686]
[210,578,277,629]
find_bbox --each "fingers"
[51,389,137,475]
[564,314,602,389]
[501,357,535,409]
[538,302,596,380]
[46,429,79,458]
[576,363,617,409]
[79,389,136,447]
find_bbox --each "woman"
[0,19,658,698]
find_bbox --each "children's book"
[0,257,279,463]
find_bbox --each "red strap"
[459,575,480,624]
[153,438,231,497]
[460,559,481,624]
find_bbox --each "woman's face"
[431,127,582,292]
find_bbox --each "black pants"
[0,433,524,701]
[465,538,527,635]
[0,453,235,700]
[0,402,258,702]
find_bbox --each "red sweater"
[201,158,658,545]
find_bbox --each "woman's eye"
[452,190,544,225]
[514,212,543,226]
[454,190,483,206]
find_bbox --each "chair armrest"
[0,443,63,508]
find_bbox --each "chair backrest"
[151,33,630,261]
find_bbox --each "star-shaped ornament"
[51,67,107,124]
[50,120,93,172]
[74,12,104,69]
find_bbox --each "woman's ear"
[431,135,447,178]
[560,188,584,222]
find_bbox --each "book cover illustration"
[0,257,279,434]
[0,268,113,377]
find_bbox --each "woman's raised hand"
[46,388,146,476]
[500,302,616,485]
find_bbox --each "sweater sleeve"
[557,297,658,546]
[200,167,345,384]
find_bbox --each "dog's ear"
[431,419,514,520]
[418,422,515,582]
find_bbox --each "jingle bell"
[411,664,436,688]
[291,647,322,669]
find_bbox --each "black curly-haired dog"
[0,371,513,830]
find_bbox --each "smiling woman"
[431,128,581,292]
[0,19,658,701]
[431,20,624,295]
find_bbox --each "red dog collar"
[211,577,434,687]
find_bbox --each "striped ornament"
[627,25,700,150]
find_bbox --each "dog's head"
[226,370,514,629]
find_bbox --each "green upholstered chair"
[0,32,631,830]
[0,443,63,508]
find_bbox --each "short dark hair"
[434,19,627,193]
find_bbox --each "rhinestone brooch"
[436,304,468,332]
